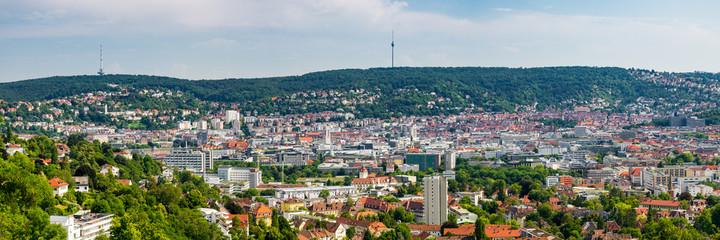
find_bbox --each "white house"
[49,177,69,197]
[72,176,90,193]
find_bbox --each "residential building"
[309,202,344,216]
[275,186,356,199]
[50,177,69,197]
[281,198,305,212]
[449,206,477,224]
[72,176,89,193]
[99,164,120,177]
[352,175,396,189]
[423,175,448,225]
[407,224,442,237]
[164,149,211,172]
[199,208,232,238]
[252,204,273,226]
[586,168,616,180]
[217,166,262,189]
[639,199,681,211]
[444,150,456,170]
[684,184,714,197]
[658,166,692,178]
[50,210,114,240]
[276,151,312,166]
[642,168,671,193]
[546,175,574,187]
[484,225,521,240]
[395,175,417,183]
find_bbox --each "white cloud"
[4,0,720,80]
[195,38,239,48]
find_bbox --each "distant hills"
[0,67,677,112]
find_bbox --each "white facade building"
[444,150,456,170]
[164,149,212,172]
[275,186,356,199]
[50,211,114,240]
[217,166,262,189]
[423,175,448,225]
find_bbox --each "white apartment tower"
[226,110,240,123]
[444,150,456,170]
[423,175,448,225]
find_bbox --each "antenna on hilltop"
[391,31,395,68]
[98,42,105,75]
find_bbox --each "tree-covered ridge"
[0,67,670,113]
[0,120,229,239]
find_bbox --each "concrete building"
[423,175,448,225]
[164,149,212,172]
[217,166,262,189]
[642,168,671,193]
[276,151,312,166]
[226,110,240,123]
[586,168,616,180]
[449,206,478,224]
[574,126,588,137]
[684,184,714,197]
[50,211,114,240]
[444,150,456,170]
[406,153,441,171]
[275,186,356,199]
[546,175,573,187]
[658,167,692,178]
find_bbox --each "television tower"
[98,42,105,75]
[391,31,395,68]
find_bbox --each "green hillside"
[0,67,669,112]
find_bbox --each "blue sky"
[2,0,720,82]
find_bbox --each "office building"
[406,153,441,171]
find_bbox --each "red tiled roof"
[116,179,132,186]
[640,199,680,207]
[484,225,520,238]
[443,225,475,236]
[49,177,68,188]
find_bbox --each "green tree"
[319,189,330,198]
[474,217,488,240]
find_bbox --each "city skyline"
[3,0,720,82]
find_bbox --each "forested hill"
[0,67,669,111]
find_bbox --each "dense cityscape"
[4,68,720,239]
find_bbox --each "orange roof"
[253,204,272,215]
[443,225,475,236]
[49,177,68,188]
[635,208,648,215]
[640,199,680,207]
[408,149,420,153]
[298,137,313,142]
[485,225,520,238]
[116,179,132,186]
[228,214,249,228]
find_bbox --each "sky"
[2,0,720,82]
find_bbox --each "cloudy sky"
[1,0,720,82]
